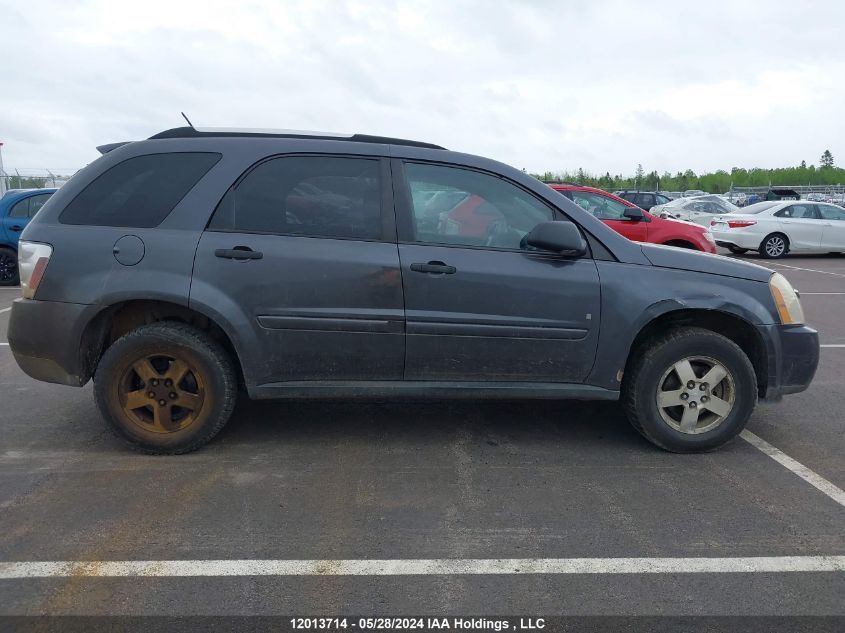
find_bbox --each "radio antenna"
[181,112,195,128]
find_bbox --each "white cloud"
[1,0,843,176]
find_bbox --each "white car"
[651,195,740,226]
[710,200,845,258]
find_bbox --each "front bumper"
[759,323,819,401]
[7,298,101,387]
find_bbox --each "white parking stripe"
[821,344,845,348]
[800,292,845,295]
[0,307,10,314]
[1,556,844,578]
[766,261,845,278]
[0,343,8,346]
[740,431,845,507]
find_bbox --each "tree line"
[532,150,842,193]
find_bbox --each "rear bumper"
[759,323,819,401]
[7,298,100,387]
[712,230,761,250]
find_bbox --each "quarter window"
[60,153,221,227]
[403,163,554,249]
[209,156,382,240]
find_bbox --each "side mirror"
[524,221,587,256]
[623,206,644,220]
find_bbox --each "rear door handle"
[214,247,263,260]
[410,261,456,274]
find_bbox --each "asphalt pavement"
[0,252,843,622]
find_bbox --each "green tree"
[820,150,834,168]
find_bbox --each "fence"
[0,169,78,195]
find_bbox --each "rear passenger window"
[60,153,221,227]
[209,156,382,240]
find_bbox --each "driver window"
[571,191,629,220]
[404,163,553,249]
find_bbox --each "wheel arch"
[624,308,768,398]
[79,299,248,390]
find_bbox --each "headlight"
[769,272,804,325]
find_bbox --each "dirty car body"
[7,128,819,453]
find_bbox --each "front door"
[395,161,600,382]
[191,155,404,386]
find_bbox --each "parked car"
[0,188,57,285]
[710,200,845,257]
[651,195,741,226]
[550,184,716,253]
[765,188,800,201]
[616,190,673,211]
[683,189,706,197]
[8,126,818,454]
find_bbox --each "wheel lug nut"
[680,393,689,400]
[165,379,172,387]
[701,396,709,402]
[170,392,178,399]
[687,381,695,389]
[699,384,707,391]
[689,401,697,408]
[151,379,159,386]
[148,391,155,398]
[158,399,167,406]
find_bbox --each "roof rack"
[148,127,445,150]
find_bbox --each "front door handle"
[9,225,22,232]
[410,261,456,274]
[215,247,263,260]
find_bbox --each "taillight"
[727,220,756,229]
[18,241,53,299]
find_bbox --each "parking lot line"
[766,262,845,278]
[1,556,844,579]
[740,430,845,507]
[801,292,845,295]
[821,344,845,348]
[0,307,10,314]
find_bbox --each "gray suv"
[7,127,819,454]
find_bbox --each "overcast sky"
[1,0,843,176]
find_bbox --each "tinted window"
[26,193,52,217]
[404,163,554,249]
[656,195,671,205]
[620,192,637,202]
[637,194,655,208]
[60,153,221,227]
[818,205,845,220]
[209,156,382,240]
[571,191,630,220]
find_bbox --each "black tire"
[759,233,789,259]
[622,327,757,453]
[0,247,19,286]
[727,245,748,254]
[94,322,237,454]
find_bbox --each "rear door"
[394,161,600,383]
[774,203,823,250]
[191,155,405,386]
[570,191,648,242]
[818,204,845,251]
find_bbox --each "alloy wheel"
[764,236,786,257]
[656,356,735,434]
[0,252,16,282]
[118,353,206,433]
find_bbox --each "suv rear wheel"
[623,327,757,452]
[94,322,237,454]
[0,247,19,286]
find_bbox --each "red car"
[549,184,717,253]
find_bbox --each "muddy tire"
[94,322,237,454]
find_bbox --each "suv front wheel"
[94,322,237,454]
[623,327,757,452]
